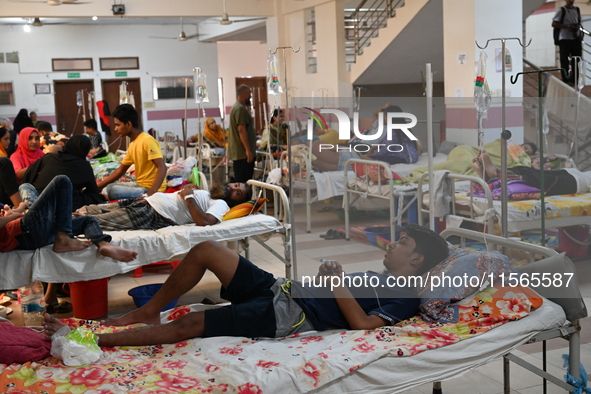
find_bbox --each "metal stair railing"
[522,58,591,170]
[345,0,404,65]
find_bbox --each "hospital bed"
[172,144,228,187]
[282,150,445,233]
[0,228,585,393]
[0,179,293,299]
[417,172,591,233]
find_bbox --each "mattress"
[314,298,566,393]
[0,295,566,394]
[0,214,286,289]
[454,192,591,232]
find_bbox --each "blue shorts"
[204,255,278,338]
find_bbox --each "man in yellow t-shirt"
[97,104,167,200]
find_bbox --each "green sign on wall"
[115,71,128,77]
[67,72,80,78]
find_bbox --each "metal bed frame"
[440,228,585,394]
[343,157,419,242]
[417,171,496,235]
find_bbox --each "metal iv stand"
[475,37,531,239]
[269,45,300,278]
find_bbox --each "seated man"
[472,148,591,195]
[77,182,251,231]
[97,104,167,200]
[43,224,450,345]
[83,118,107,159]
[0,175,138,312]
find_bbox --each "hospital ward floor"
[4,200,591,393]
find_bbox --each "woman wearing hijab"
[10,127,44,181]
[0,127,27,210]
[13,109,34,134]
[0,126,10,158]
[20,134,105,210]
[188,118,226,155]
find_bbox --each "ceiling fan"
[211,0,266,26]
[8,0,90,5]
[149,17,200,41]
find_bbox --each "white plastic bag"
[167,156,197,180]
[51,326,103,366]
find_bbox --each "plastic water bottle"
[19,281,46,326]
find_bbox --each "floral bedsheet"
[0,285,541,394]
[455,192,591,230]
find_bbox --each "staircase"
[344,0,401,67]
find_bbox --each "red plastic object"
[69,278,109,320]
[133,261,180,278]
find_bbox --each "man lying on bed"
[473,148,591,195]
[43,224,449,345]
[75,182,252,231]
[0,175,138,313]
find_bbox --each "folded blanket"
[0,322,51,364]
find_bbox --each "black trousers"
[0,157,19,204]
[233,158,255,183]
[558,39,582,84]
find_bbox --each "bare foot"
[42,313,67,341]
[472,156,484,179]
[98,242,138,262]
[53,232,92,253]
[101,309,160,327]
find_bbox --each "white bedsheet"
[0,214,286,289]
[315,299,566,393]
[310,153,449,202]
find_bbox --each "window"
[152,76,194,100]
[100,57,140,70]
[52,58,93,71]
[305,8,317,74]
[0,83,14,106]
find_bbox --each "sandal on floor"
[46,301,73,314]
[320,229,335,239]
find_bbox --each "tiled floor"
[4,198,590,393]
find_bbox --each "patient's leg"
[474,149,499,181]
[45,311,207,346]
[97,241,138,262]
[101,241,240,327]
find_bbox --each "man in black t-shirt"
[552,0,582,86]
[44,224,450,346]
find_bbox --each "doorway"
[235,76,267,133]
[53,80,95,136]
[101,78,142,152]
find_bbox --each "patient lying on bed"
[76,182,252,231]
[473,148,591,196]
[0,175,138,309]
[43,224,450,346]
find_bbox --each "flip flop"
[46,301,73,314]
[320,229,335,239]
[325,231,346,240]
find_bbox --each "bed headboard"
[440,228,587,322]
